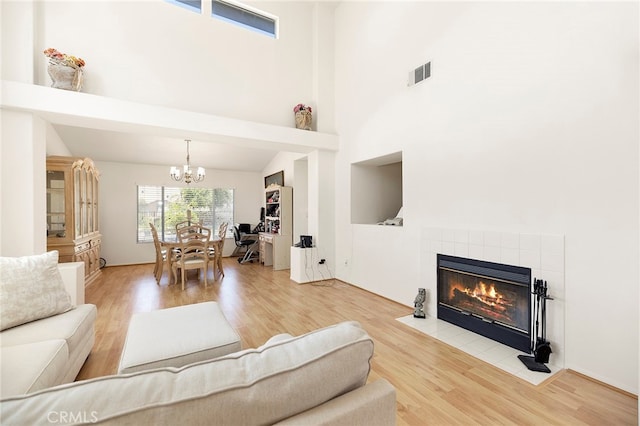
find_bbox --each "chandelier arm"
[186,139,191,168]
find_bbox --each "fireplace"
[437,254,531,353]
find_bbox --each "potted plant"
[293,103,312,130]
[43,48,85,91]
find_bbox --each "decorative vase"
[47,64,83,91]
[294,110,312,130]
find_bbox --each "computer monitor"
[237,223,251,234]
[300,235,312,248]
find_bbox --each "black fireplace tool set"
[518,278,553,373]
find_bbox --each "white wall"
[262,151,303,188]
[98,161,263,266]
[0,111,47,256]
[311,2,336,133]
[0,0,34,83]
[45,123,72,156]
[34,0,317,128]
[333,2,639,394]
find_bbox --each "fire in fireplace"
[437,254,531,353]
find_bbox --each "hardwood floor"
[78,260,638,425]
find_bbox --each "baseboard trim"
[567,369,638,399]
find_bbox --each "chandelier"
[170,139,205,184]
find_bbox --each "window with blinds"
[137,185,234,243]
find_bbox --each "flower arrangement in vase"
[293,103,313,130]
[44,48,85,91]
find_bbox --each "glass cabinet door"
[87,168,93,233]
[46,170,66,238]
[81,168,87,237]
[92,173,99,232]
[74,167,82,238]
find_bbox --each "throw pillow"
[0,251,73,331]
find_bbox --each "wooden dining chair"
[208,222,228,278]
[175,219,203,233]
[172,225,211,290]
[149,223,167,285]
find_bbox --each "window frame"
[212,0,278,38]
[137,185,234,243]
[166,0,202,14]
[165,0,278,38]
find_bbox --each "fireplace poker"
[531,279,542,353]
[534,280,553,364]
[518,278,552,373]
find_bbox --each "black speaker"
[300,235,312,248]
[260,207,265,222]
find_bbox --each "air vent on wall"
[408,61,431,87]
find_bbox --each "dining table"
[161,235,223,283]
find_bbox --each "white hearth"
[397,314,561,385]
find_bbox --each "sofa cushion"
[118,302,241,374]
[0,251,72,331]
[0,305,96,358]
[0,321,374,425]
[0,340,69,397]
[275,379,397,426]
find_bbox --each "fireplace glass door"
[437,254,532,352]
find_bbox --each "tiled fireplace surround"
[398,227,565,385]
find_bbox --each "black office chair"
[233,225,259,264]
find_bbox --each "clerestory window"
[212,0,277,38]
[168,0,201,13]
[165,0,278,38]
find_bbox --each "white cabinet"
[290,247,324,283]
[261,185,292,270]
[264,185,292,235]
[259,232,291,271]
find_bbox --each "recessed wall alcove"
[350,151,403,225]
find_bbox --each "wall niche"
[351,151,403,225]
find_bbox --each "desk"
[259,232,291,270]
[162,236,223,283]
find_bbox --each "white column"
[307,150,335,273]
[1,110,47,256]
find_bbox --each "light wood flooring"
[77,259,638,425]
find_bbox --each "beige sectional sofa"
[0,261,97,398]
[1,321,397,425]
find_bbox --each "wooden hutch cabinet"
[46,156,102,285]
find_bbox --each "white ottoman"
[118,302,241,374]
